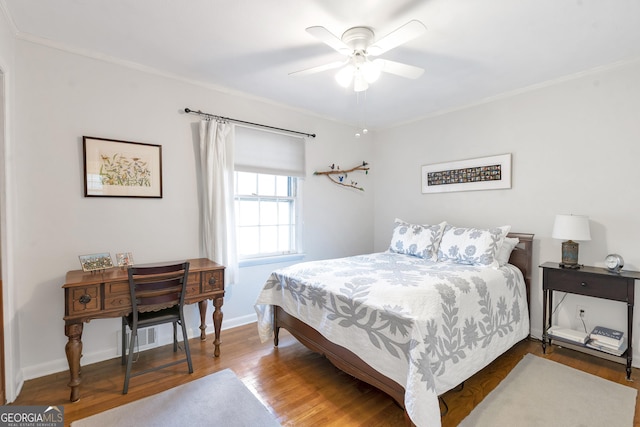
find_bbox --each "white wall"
[373,59,640,365]
[9,38,373,391]
[0,4,18,402]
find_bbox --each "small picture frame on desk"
[79,253,113,272]
[116,252,134,268]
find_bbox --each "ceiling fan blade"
[288,60,346,77]
[375,59,424,79]
[368,20,427,56]
[306,26,352,55]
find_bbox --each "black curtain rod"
[184,108,316,138]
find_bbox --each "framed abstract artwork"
[83,136,163,198]
[421,153,511,194]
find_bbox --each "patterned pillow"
[496,237,520,267]
[437,225,511,268]
[388,219,446,261]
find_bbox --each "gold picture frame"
[83,136,163,198]
[79,253,113,272]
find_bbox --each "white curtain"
[199,119,238,285]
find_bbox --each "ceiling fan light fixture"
[292,20,427,92]
[353,74,368,92]
[361,60,382,84]
[335,65,354,88]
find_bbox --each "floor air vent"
[117,326,158,355]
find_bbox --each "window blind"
[234,126,306,178]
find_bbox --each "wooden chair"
[121,262,193,394]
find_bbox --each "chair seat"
[124,306,181,329]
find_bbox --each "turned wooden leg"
[212,297,223,357]
[65,323,83,402]
[198,300,208,340]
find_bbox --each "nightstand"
[540,262,640,380]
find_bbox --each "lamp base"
[560,240,581,267]
[559,262,583,269]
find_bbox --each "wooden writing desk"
[63,258,225,402]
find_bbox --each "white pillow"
[496,237,519,267]
[388,219,446,261]
[437,225,511,268]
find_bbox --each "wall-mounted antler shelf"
[314,161,369,191]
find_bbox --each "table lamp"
[552,214,591,268]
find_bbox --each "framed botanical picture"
[421,153,511,194]
[83,136,163,198]
[79,253,114,272]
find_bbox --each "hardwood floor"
[11,323,640,426]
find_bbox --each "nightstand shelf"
[540,261,640,380]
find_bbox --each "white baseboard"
[530,326,543,341]
[222,313,257,329]
[16,312,260,397]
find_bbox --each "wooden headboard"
[506,232,534,307]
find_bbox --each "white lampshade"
[361,60,382,84]
[335,65,354,88]
[353,74,369,92]
[552,214,591,241]
[335,58,381,91]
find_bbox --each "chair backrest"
[128,262,190,315]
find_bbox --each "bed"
[255,222,534,427]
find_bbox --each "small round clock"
[605,253,624,273]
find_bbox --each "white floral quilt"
[255,252,529,427]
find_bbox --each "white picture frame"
[421,153,511,194]
[115,252,134,267]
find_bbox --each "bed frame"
[272,232,534,411]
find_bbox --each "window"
[234,126,306,261]
[234,171,300,259]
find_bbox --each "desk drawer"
[187,272,200,285]
[67,286,100,316]
[185,272,201,297]
[203,270,224,292]
[545,269,628,301]
[104,280,131,310]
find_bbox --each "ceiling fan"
[290,20,427,92]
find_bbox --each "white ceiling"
[3,0,640,129]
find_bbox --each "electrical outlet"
[575,305,587,321]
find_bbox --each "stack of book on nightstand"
[547,326,589,344]
[586,325,627,356]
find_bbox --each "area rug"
[458,353,637,426]
[71,369,281,427]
